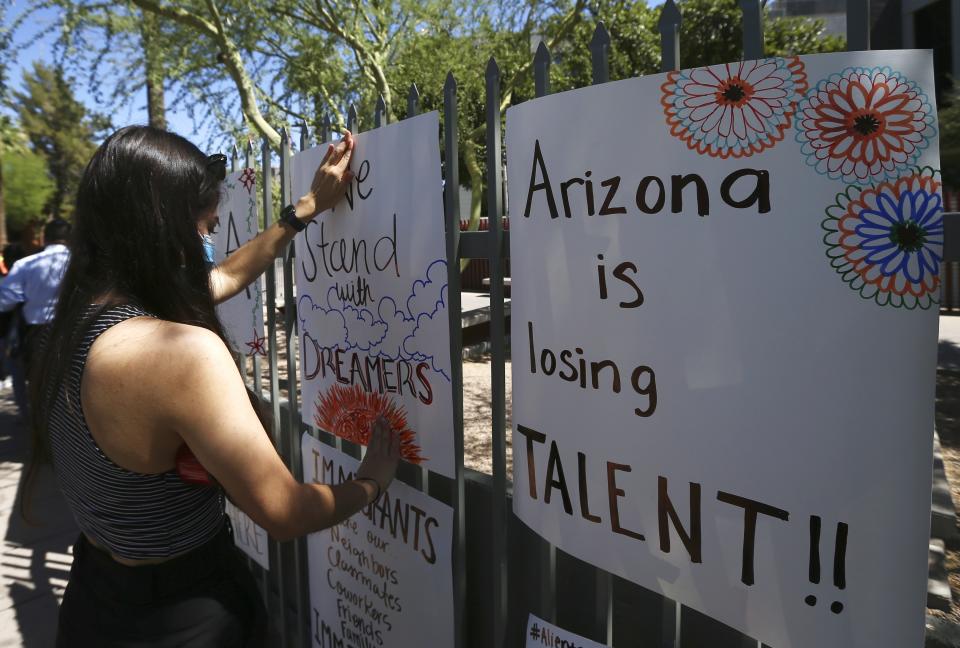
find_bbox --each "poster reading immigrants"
[506,50,941,648]
[213,168,266,357]
[301,433,454,647]
[292,113,454,478]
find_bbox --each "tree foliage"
[3,150,54,233]
[13,62,103,219]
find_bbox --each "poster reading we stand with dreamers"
[301,433,454,647]
[213,167,267,357]
[507,50,941,647]
[291,113,455,478]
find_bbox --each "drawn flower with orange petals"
[796,66,936,183]
[315,384,424,463]
[823,167,943,309]
[661,57,807,158]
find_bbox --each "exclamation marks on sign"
[804,515,848,614]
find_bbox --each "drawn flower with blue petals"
[661,57,807,158]
[823,167,943,309]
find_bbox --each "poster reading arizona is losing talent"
[292,113,454,479]
[508,50,941,648]
[213,167,266,357]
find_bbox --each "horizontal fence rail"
[221,2,951,646]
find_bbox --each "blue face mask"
[200,233,216,267]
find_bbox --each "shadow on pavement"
[0,386,78,648]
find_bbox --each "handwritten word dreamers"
[302,344,434,406]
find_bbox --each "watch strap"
[280,204,307,232]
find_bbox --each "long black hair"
[24,126,257,514]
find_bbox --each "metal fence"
[222,1,949,645]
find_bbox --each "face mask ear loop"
[200,233,216,267]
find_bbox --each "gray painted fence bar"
[532,43,559,628]
[739,0,765,60]
[246,139,263,396]
[261,131,287,647]
[485,55,510,647]
[443,70,468,648]
[659,0,682,72]
[846,0,870,50]
[589,23,611,85]
[347,104,358,132]
[405,84,428,494]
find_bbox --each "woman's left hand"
[295,130,355,219]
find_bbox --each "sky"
[5,4,210,145]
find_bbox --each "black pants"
[56,521,267,647]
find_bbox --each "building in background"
[768,0,958,99]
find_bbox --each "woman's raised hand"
[295,130,355,218]
[356,416,401,499]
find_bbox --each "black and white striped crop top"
[48,304,224,560]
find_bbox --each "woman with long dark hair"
[26,125,400,647]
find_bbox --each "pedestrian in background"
[0,218,71,419]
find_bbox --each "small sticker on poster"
[225,498,269,571]
[525,614,608,648]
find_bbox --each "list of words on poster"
[301,434,453,648]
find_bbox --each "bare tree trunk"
[0,160,7,246]
[141,11,166,130]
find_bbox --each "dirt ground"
[462,357,513,475]
[933,366,960,623]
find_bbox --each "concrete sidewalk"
[0,386,77,648]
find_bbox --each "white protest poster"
[525,614,608,648]
[213,167,267,357]
[225,498,269,570]
[301,433,454,647]
[292,113,455,478]
[507,50,941,648]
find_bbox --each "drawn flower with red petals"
[661,57,807,158]
[315,384,424,463]
[823,167,943,309]
[240,167,256,193]
[796,66,936,182]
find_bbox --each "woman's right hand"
[355,416,401,500]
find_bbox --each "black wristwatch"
[279,204,307,232]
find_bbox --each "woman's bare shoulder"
[85,317,234,402]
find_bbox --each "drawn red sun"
[315,384,425,464]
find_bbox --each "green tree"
[3,150,55,234]
[14,62,102,219]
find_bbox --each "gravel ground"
[933,366,960,624]
[462,358,512,475]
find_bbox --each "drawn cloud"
[370,296,414,360]
[297,258,451,383]
[342,305,387,352]
[403,284,451,381]
[297,294,348,350]
[406,259,448,320]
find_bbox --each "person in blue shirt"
[0,218,71,417]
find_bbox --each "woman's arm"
[161,324,399,541]
[210,131,355,304]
